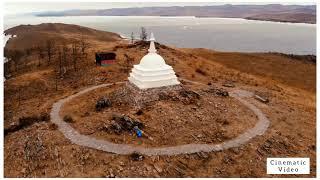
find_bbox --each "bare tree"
[9,50,24,72]
[79,36,90,58]
[71,41,79,72]
[4,48,11,77]
[62,43,69,71]
[57,47,63,76]
[24,48,32,56]
[124,54,134,74]
[36,46,45,67]
[45,39,56,65]
[130,32,134,44]
[140,27,147,41]
[55,71,58,91]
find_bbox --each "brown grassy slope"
[4,23,122,50]
[184,48,316,93]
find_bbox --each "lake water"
[4,15,316,55]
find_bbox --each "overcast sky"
[5,1,316,15]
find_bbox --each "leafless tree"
[62,43,69,71]
[124,53,134,74]
[140,27,147,41]
[71,41,79,72]
[24,48,32,56]
[4,48,11,77]
[9,50,24,72]
[55,71,58,91]
[57,47,63,76]
[45,39,56,65]
[79,36,90,58]
[130,32,134,44]
[36,46,45,67]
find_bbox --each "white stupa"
[128,33,180,89]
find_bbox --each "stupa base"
[109,81,183,109]
[128,75,180,89]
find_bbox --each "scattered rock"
[153,164,163,173]
[109,114,144,134]
[135,109,143,115]
[223,155,234,164]
[48,122,58,130]
[203,87,229,97]
[215,89,229,97]
[146,165,152,171]
[130,152,144,161]
[197,151,209,159]
[179,89,201,104]
[254,95,269,103]
[96,97,112,111]
[230,147,240,154]
[223,83,235,88]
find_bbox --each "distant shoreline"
[34,4,316,24]
[33,14,316,25]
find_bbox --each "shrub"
[195,68,207,76]
[63,115,74,123]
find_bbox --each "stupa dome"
[139,53,167,69]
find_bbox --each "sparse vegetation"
[71,41,79,72]
[123,53,134,74]
[130,32,134,44]
[140,27,147,41]
[4,113,50,136]
[36,45,45,67]
[79,35,90,58]
[45,39,56,65]
[63,115,74,123]
[195,68,207,76]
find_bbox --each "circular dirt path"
[50,80,270,156]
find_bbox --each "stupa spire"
[148,32,157,54]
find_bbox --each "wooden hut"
[95,52,116,66]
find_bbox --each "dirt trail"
[50,80,270,156]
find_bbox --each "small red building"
[95,52,116,66]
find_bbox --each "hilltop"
[4,23,316,178]
[5,23,121,50]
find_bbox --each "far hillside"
[4,23,122,50]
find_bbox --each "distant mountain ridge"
[35,4,316,24]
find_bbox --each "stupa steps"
[128,76,180,89]
[129,73,179,82]
[134,65,173,72]
[131,69,177,77]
